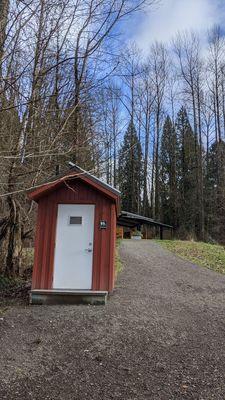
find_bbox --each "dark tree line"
[159,108,201,239]
[118,121,143,213]
[114,27,225,244]
[159,108,225,243]
[118,106,225,243]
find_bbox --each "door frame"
[50,202,97,290]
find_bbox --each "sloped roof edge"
[28,163,121,207]
[68,163,121,196]
[118,211,173,229]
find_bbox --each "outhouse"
[28,165,120,305]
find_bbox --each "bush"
[0,274,23,290]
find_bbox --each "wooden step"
[30,289,108,305]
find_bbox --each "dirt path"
[1,240,225,399]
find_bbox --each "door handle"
[85,248,92,253]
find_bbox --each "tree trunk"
[197,83,205,240]
[143,109,150,215]
[0,0,9,78]
[154,108,160,219]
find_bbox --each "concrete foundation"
[30,289,108,305]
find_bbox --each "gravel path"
[1,240,225,399]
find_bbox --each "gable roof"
[117,211,173,229]
[68,163,120,196]
[28,164,120,213]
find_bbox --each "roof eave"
[28,171,120,215]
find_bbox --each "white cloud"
[133,0,225,52]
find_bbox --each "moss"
[21,248,34,269]
[0,275,22,290]
[156,240,225,275]
[115,239,123,278]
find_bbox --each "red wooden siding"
[32,179,116,292]
[109,204,117,291]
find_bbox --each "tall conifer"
[118,120,143,213]
[159,116,179,227]
[205,141,225,242]
[176,107,199,238]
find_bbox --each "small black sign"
[69,216,82,225]
[100,220,107,229]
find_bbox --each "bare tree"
[0,0,156,277]
[207,25,225,142]
[137,62,155,215]
[150,42,167,219]
[174,31,205,239]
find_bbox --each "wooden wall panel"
[109,205,116,292]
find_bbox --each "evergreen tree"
[118,120,143,213]
[176,107,199,238]
[205,141,225,242]
[159,116,179,227]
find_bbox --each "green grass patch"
[21,247,34,268]
[155,240,225,275]
[115,239,123,278]
[0,275,23,290]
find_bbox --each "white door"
[53,204,95,290]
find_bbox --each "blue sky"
[128,0,225,51]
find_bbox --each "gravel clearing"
[1,239,225,399]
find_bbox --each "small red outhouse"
[28,165,120,305]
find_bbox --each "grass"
[0,275,23,290]
[156,240,225,275]
[21,247,34,275]
[115,239,123,278]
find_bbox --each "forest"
[0,0,225,278]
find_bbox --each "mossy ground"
[156,240,225,275]
[115,239,123,278]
